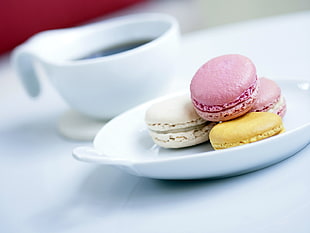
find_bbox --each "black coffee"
[76,39,152,60]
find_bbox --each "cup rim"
[72,13,179,65]
[33,13,180,66]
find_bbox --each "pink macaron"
[251,77,286,117]
[190,54,259,121]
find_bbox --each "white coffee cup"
[12,13,180,119]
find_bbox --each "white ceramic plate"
[73,80,310,179]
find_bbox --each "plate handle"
[72,146,130,166]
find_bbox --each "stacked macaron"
[251,77,286,117]
[145,54,287,149]
[190,54,259,121]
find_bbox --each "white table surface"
[1,11,310,233]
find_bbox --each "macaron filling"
[146,117,207,132]
[192,78,258,113]
[148,121,213,134]
[194,92,258,122]
[268,95,286,117]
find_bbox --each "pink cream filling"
[192,78,258,113]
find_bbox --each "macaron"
[145,94,216,148]
[251,77,287,117]
[209,112,285,150]
[190,54,259,121]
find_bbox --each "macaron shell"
[145,94,206,132]
[209,112,285,150]
[190,54,257,106]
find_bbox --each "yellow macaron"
[209,112,285,150]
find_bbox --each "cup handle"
[12,46,40,97]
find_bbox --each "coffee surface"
[76,39,152,60]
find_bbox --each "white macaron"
[145,94,216,148]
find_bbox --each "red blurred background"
[0,0,146,54]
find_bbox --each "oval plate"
[73,80,310,179]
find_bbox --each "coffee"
[76,39,152,60]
